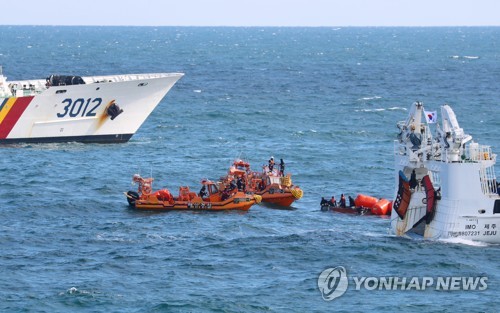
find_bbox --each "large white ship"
[391,101,500,243]
[0,66,183,143]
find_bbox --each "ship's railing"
[4,73,182,97]
[479,165,498,196]
[84,73,179,84]
[395,137,497,166]
[466,143,495,162]
[6,80,46,97]
[469,145,498,196]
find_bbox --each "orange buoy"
[354,194,378,209]
[371,198,392,215]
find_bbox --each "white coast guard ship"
[0,66,183,143]
[391,101,500,243]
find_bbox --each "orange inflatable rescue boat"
[125,174,261,211]
[321,193,392,216]
[224,159,303,207]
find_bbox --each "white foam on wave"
[193,89,202,93]
[357,108,385,112]
[439,237,490,247]
[359,96,382,101]
[59,287,93,296]
[364,231,388,238]
[450,55,480,60]
[387,106,407,111]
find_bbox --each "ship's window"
[56,90,67,94]
[96,87,100,91]
[138,82,148,87]
[494,200,500,214]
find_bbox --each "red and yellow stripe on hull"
[0,96,34,139]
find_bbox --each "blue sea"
[1,26,499,312]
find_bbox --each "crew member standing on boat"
[259,178,266,191]
[268,157,275,173]
[329,196,337,207]
[348,196,355,208]
[237,177,244,191]
[279,158,285,176]
[340,194,346,208]
[229,179,237,191]
[409,169,418,190]
[199,185,208,198]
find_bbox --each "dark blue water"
[1,26,499,312]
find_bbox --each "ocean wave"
[450,55,480,60]
[439,237,490,247]
[358,96,382,101]
[59,287,97,297]
[387,106,407,111]
[356,108,386,112]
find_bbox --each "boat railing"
[3,73,183,97]
[479,166,498,196]
[467,143,495,162]
[6,80,46,97]
[395,138,497,166]
[84,73,179,84]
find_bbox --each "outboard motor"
[126,191,139,207]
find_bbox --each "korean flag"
[424,110,437,123]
